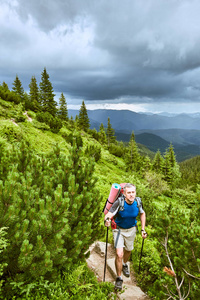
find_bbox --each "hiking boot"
[122,263,130,277]
[115,277,123,290]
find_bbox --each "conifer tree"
[12,75,24,102]
[69,115,75,128]
[141,156,151,173]
[152,150,164,173]
[2,82,9,91]
[39,68,57,116]
[106,117,116,146]
[29,76,40,111]
[162,150,173,183]
[163,145,181,186]
[75,115,79,126]
[78,101,90,131]
[129,131,139,165]
[58,93,68,121]
[168,143,176,168]
[125,131,140,171]
[99,123,107,144]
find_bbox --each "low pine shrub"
[3,263,115,300]
[36,112,62,133]
[0,139,104,296]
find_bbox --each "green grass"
[19,122,70,154]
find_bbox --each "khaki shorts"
[113,226,137,251]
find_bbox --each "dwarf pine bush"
[0,138,103,297]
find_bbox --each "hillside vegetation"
[179,156,200,190]
[0,72,200,299]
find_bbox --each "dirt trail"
[86,241,150,300]
[24,111,33,121]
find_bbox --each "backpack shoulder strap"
[118,196,143,210]
[118,195,125,211]
[135,197,143,209]
[115,196,143,215]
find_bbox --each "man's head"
[123,183,136,203]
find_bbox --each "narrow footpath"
[86,241,150,300]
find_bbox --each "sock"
[117,276,123,280]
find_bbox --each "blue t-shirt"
[115,200,139,229]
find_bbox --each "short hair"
[123,183,136,192]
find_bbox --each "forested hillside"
[179,156,200,190]
[0,71,199,299]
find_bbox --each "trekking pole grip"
[104,217,111,225]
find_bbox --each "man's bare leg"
[123,249,132,264]
[115,248,123,276]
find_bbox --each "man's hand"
[141,230,147,239]
[104,217,111,227]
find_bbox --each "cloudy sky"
[1,0,200,113]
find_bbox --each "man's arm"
[104,199,121,227]
[140,212,147,239]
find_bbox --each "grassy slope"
[0,98,129,200]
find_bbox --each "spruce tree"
[168,143,176,168]
[163,145,181,186]
[99,123,107,144]
[12,75,24,102]
[29,76,40,112]
[129,131,139,165]
[75,115,79,128]
[152,150,164,173]
[106,117,116,146]
[141,156,151,173]
[162,150,173,183]
[58,93,68,121]
[2,82,9,91]
[125,131,140,171]
[39,68,57,116]
[69,115,75,128]
[78,101,90,131]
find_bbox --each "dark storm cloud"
[55,67,183,101]
[15,0,88,31]
[1,0,200,110]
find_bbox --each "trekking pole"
[138,238,144,274]
[103,226,109,282]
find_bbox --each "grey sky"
[1,0,200,113]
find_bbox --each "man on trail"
[104,183,147,291]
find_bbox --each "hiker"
[104,183,147,290]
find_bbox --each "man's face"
[124,187,136,203]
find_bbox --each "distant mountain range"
[68,109,200,161]
[156,112,200,118]
[69,109,200,131]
